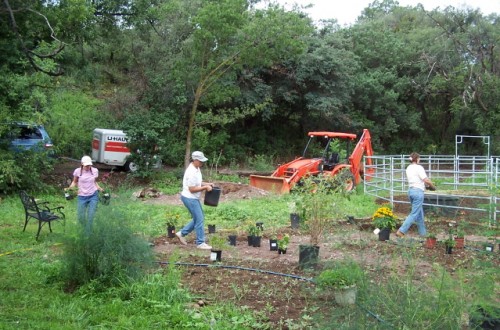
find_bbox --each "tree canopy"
[1,0,499,189]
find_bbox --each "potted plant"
[252,224,263,247]
[269,232,278,251]
[209,234,227,262]
[246,223,262,247]
[424,232,437,249]
[290,212,300,229]
[294,175,349,269]
[444,236,456,254]
[165,210,181,238]
[99,184,111,205]
[277,234,289,254]
[64,186,78,200]
[454,227,465,249]
[227,230,238,246]
[483,242,494,252]
[372,206,397,241]
[315,260,363,306]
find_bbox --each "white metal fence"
[364,155,499,224]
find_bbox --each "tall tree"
[169,0,313,166]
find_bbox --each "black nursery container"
[204,187,221,207]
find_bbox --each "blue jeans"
[399,188,426,236]
[180,195,206,245]
[77,191,99,234]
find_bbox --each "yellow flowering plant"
[372,206,397,230]
[165,210,181,227]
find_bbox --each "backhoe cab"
[249,129,374,194]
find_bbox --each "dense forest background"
[1,0,499,190]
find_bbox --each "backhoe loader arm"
[348,129,373,184]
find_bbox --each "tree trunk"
[184,85,203,168]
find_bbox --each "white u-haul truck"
[91,129,137,171]
[92,128,162,172]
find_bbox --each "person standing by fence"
[396,152,436,237]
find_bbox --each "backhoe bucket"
[249,175,291,194]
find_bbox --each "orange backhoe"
[249,129,374,194]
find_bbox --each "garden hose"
[157,261,315,282]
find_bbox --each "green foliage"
[122,111,178,176]
[294,175,351,245]
[48,90,109,158]
[208,234,228,251]
[246,223,263,237]
[316,260,364,289]
[165,208,182,227]
[152,169,184,195]
[277,234,289,250]
[0,150,55,194]
[354,263,469,330]
[444,236,457,248]
[426,232,437,239]
[60,207,154,290]
[247,154,276,172]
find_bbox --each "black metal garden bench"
[19,190,65,240]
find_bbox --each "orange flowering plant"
[372,206,397,230]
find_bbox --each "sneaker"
[396,230,405,238]
[196,243,212,250]
[176,232,187,245]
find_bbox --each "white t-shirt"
[181,163,202,199]
[406,163,427,191]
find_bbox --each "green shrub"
[316,260,364,289]
[60,207,154,290]
[0,150,55,194]
[248,154,276,171]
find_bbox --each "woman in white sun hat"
[67,155,103,233]
[176,151,214,250]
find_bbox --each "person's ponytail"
[409,152,420,163]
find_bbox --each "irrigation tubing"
[157,261,315,282]
[355,302,395,329]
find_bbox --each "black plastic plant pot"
[269,239,278,251]
[290,213,300,229]
[210,250,222,262]
[167,226,176,238]
[446,246,453,254]
[278,248,287,255]
[204,187,221,207]
[299,245,319,269]
[378,228,391,241]
[228,235,237,246]
[252,236,262,247]
[208,225,216,234]
[247,235,254,246]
